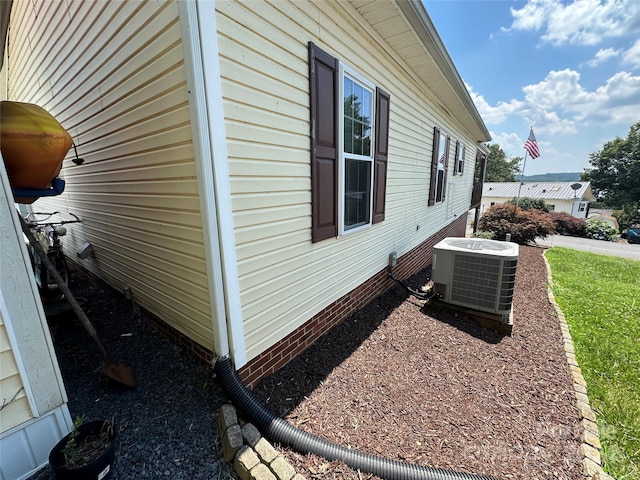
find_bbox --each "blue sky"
[423,0,640,175]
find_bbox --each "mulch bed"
[251,245,583,480]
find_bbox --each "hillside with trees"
[517,172,581,182]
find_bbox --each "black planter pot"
[49,420,116,480]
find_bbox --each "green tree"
[484,144,521,182]
[581,121,640,208]
[613,202,640,231]
[506,197,549,212]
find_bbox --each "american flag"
[524,128,540,159]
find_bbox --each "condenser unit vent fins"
[498,259,518,310]
[449,255,518,311]
[450,255,501,310]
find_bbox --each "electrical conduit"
[215,357,499,480]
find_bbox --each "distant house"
[481,182,596,218]
[1,2,491,476]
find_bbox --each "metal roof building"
[481,181,596,218]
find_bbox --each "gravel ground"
[30,266,233,480]
[251,245,583,480]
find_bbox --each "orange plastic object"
[0,101,72,190]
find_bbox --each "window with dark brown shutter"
[309,42,339,242]
[309,42,390,240]
[454,141,465,175]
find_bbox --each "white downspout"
[178,0,247,367]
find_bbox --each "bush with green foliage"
[506,197,549,212]
[478,204,555,244]
[613,202,640,232]
[547,211,587,237]
[472,230,495,239]
[585,218,619,241]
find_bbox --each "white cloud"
[506,0,640,46]
[585,47,621,67]
[488,131,522,154]
[591,71,640,123]
[526,110,579,135]
[622,39,640,68]
[466,83,523,124]
[471,69,640,135]
[522,69,593,111]
[488,130,557,162]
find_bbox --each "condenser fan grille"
[450,255,518,312]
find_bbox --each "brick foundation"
[72,215,467,388]
[238,215,467,388]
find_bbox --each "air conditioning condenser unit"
[431,237,519,324]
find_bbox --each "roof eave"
[396,0,491,142]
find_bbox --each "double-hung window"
[342,71,374,232]
[309,42,390,242]
[454,141,465,175]
[429,126,449,205]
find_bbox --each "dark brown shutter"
[453,141,460,176]
[460,144,465,174]
[428,126,440,206]
[441,135,450,201]
[309,42,339,242]
[372,88,390,224]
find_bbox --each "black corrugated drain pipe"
[215,357,499,480]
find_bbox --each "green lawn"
[545,247,640,480]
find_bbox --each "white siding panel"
[216,0,482,360]
[0,308,31,432]
[6,1,216,351]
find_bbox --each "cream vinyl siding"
[0,311,31,432]
[216,0,481,360]
[6,1,215,349]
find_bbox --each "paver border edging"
[218,403,307,480]
[542,253,615,480]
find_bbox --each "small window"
[429,126,449,205]
[548,204,556,211]
[579,202,586,212]
[454,141,465,175]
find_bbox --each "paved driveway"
[535,235,640,261]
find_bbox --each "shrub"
[506,197,549,212]
[478,204,555,245]
[585,218,619,241]
[613,202,640,232]
[472,230,495,239]
[547,211,587,237]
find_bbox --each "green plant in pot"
[49,416,116,480]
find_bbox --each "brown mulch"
[251,245,583,480]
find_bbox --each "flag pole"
[516,150,529,206]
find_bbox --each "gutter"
[178,0,247,366]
